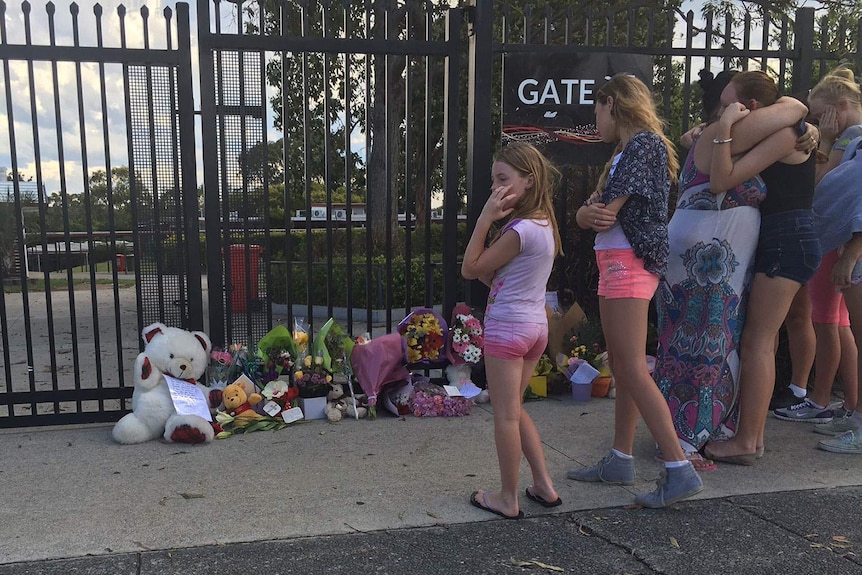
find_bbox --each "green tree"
[43,167,144,232]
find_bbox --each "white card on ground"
[165,375,213,422]
[262,400,282,417]
[458,381,482,399]
[281,407,304,423]
[443,384,464,397]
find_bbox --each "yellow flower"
[295,370,304,379]
[304,355,312,367]
[293,331,308,346]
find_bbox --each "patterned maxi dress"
[653,139,767,451]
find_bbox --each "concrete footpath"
[1,396,862,575]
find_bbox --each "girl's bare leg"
[709,274,801,457]
[600,297,685,462]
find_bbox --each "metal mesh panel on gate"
[212,49,269,347]
[128,64,189,329]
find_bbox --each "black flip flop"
[470,491,524,519]
[525,486,563,508]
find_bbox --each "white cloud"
[2,0,206,197]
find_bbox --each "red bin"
[227,245,263,312]
[115,254,126,272]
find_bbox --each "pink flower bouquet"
[410,381,472,417]
[448,303,484,365]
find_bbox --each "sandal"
[654,451,717,472]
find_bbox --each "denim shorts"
[483,318,548,361]
[754,209,821,285]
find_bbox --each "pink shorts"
[810,250,850,326]
[596,248,660,300]
[483,318,548,361]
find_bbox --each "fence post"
[442,7,463,320]
[465,0,493,310]
[792,7,815,93]
[196,0,226,347]
[176,3,204,332]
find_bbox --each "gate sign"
[502,52,653,166]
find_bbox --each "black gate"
[1,0,860,427]
[196,0,466,347]
[0,1,200,426]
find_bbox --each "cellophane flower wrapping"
[256,325,298,385]
[208,349,233,388]
[397,308,448,365]
[410,380,472,417]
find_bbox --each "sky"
[1,0,225,198]
[0,0,830,200]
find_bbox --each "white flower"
[262,379,290,399]
[462,345,482,364]
[215,411,235,425]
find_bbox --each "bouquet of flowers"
[294,350,332,398]
[208,349,234,388]
[398,308,447,364]
[448,304,484,365]
[256,325,298,385]
[561,319,608,376]
[411,380,472,417]
[259,378,299,415]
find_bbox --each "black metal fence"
[0,0,859,427]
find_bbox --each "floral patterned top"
[599,130,670,275]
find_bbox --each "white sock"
[664,460,689,469]
[788,384,807,398]
[611,448,633,459]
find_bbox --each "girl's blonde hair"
[491,142,563,257]
[594,74,679,192]
[809,66,862,109]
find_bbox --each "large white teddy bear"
[112,322,216,445]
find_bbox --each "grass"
[4,277,136,293]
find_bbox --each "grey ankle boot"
[635,462,703,508]
[567,451,636,485]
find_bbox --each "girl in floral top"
[570,74,704,507]
[461,142,563,519]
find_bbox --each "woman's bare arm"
[710,104,798,191]
[695,96,808,177]
[701,96,807,155]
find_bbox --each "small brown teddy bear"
[222,381,263,425]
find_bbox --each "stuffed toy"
[446,363,489,403]
[112,322,217,445]
[328,381,368,419]
[324,399,347,422]
[222,381,264,425]
[343,396,368,419]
